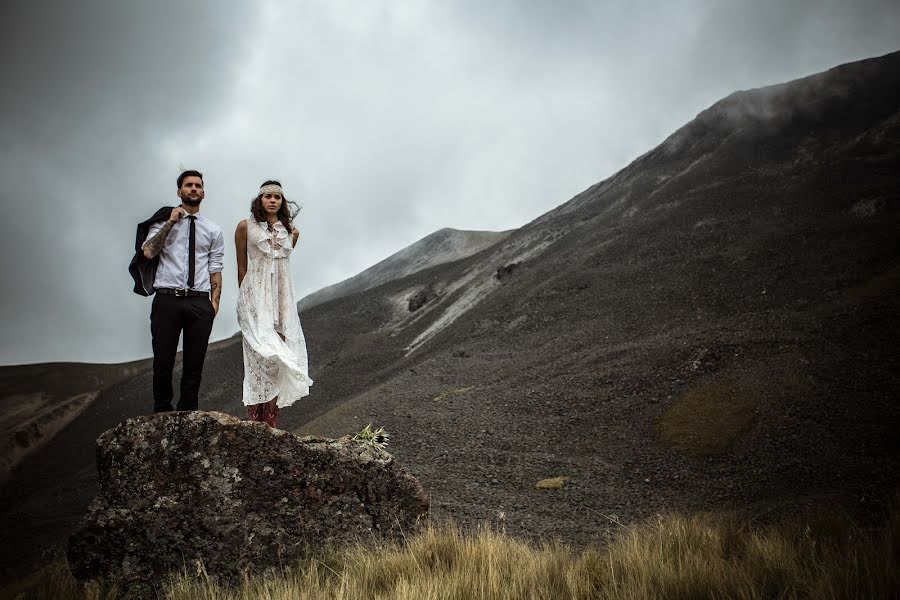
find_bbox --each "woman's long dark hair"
[250,179,293,232]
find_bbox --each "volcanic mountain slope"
[297,228,511,311]
[1,50,899,581]
[0,359,152,484]
[293,50,900,540]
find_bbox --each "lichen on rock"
[66,411,429,590]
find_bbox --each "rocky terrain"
[2,50,899,583]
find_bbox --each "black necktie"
[187,215,197,289]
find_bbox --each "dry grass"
[655,376,758,456]
[7,508,897,600]
[536,476,571,489]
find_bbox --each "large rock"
[67,411,428,588]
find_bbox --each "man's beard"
[183,197,202,208]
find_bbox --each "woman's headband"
[259,184,283,196]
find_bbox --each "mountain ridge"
[297,227,512,311]
[292,48,900,539]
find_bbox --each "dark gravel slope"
[295,50,900,541]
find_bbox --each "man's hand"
[169,207,186,223]
[210,272,222,317]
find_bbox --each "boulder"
[495,262,519,281]
[407,287,438,312]
[67,411,428,589]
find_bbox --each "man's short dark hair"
[177,170,204,189]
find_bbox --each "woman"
[235,180,312,427]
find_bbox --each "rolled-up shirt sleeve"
[208,229,225,273]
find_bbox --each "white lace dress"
[237,219,313,408]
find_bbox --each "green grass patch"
[655,376,758,456]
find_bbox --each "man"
[141,170,225,413]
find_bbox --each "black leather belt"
[156,288,209,298]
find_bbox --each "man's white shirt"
[143,212,225,292]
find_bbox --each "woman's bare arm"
[235,220,248,287]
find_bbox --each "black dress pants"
[150,293,215,412]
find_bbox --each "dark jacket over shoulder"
[129,206,173,296]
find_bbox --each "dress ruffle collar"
[254,219,292,257]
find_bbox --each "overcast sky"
[1,0,898,366]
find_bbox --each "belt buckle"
[174,288,186,297]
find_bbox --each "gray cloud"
[0,0,258,363]
[1,0,898,364]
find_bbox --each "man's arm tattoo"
[211,281,221,304]
[143,221,175,257]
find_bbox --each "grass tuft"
[5,509,897,599]
[536,476,571,489]
[655,376,758,455]
[432,387,474,402]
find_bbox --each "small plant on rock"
[353,423,390,450]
